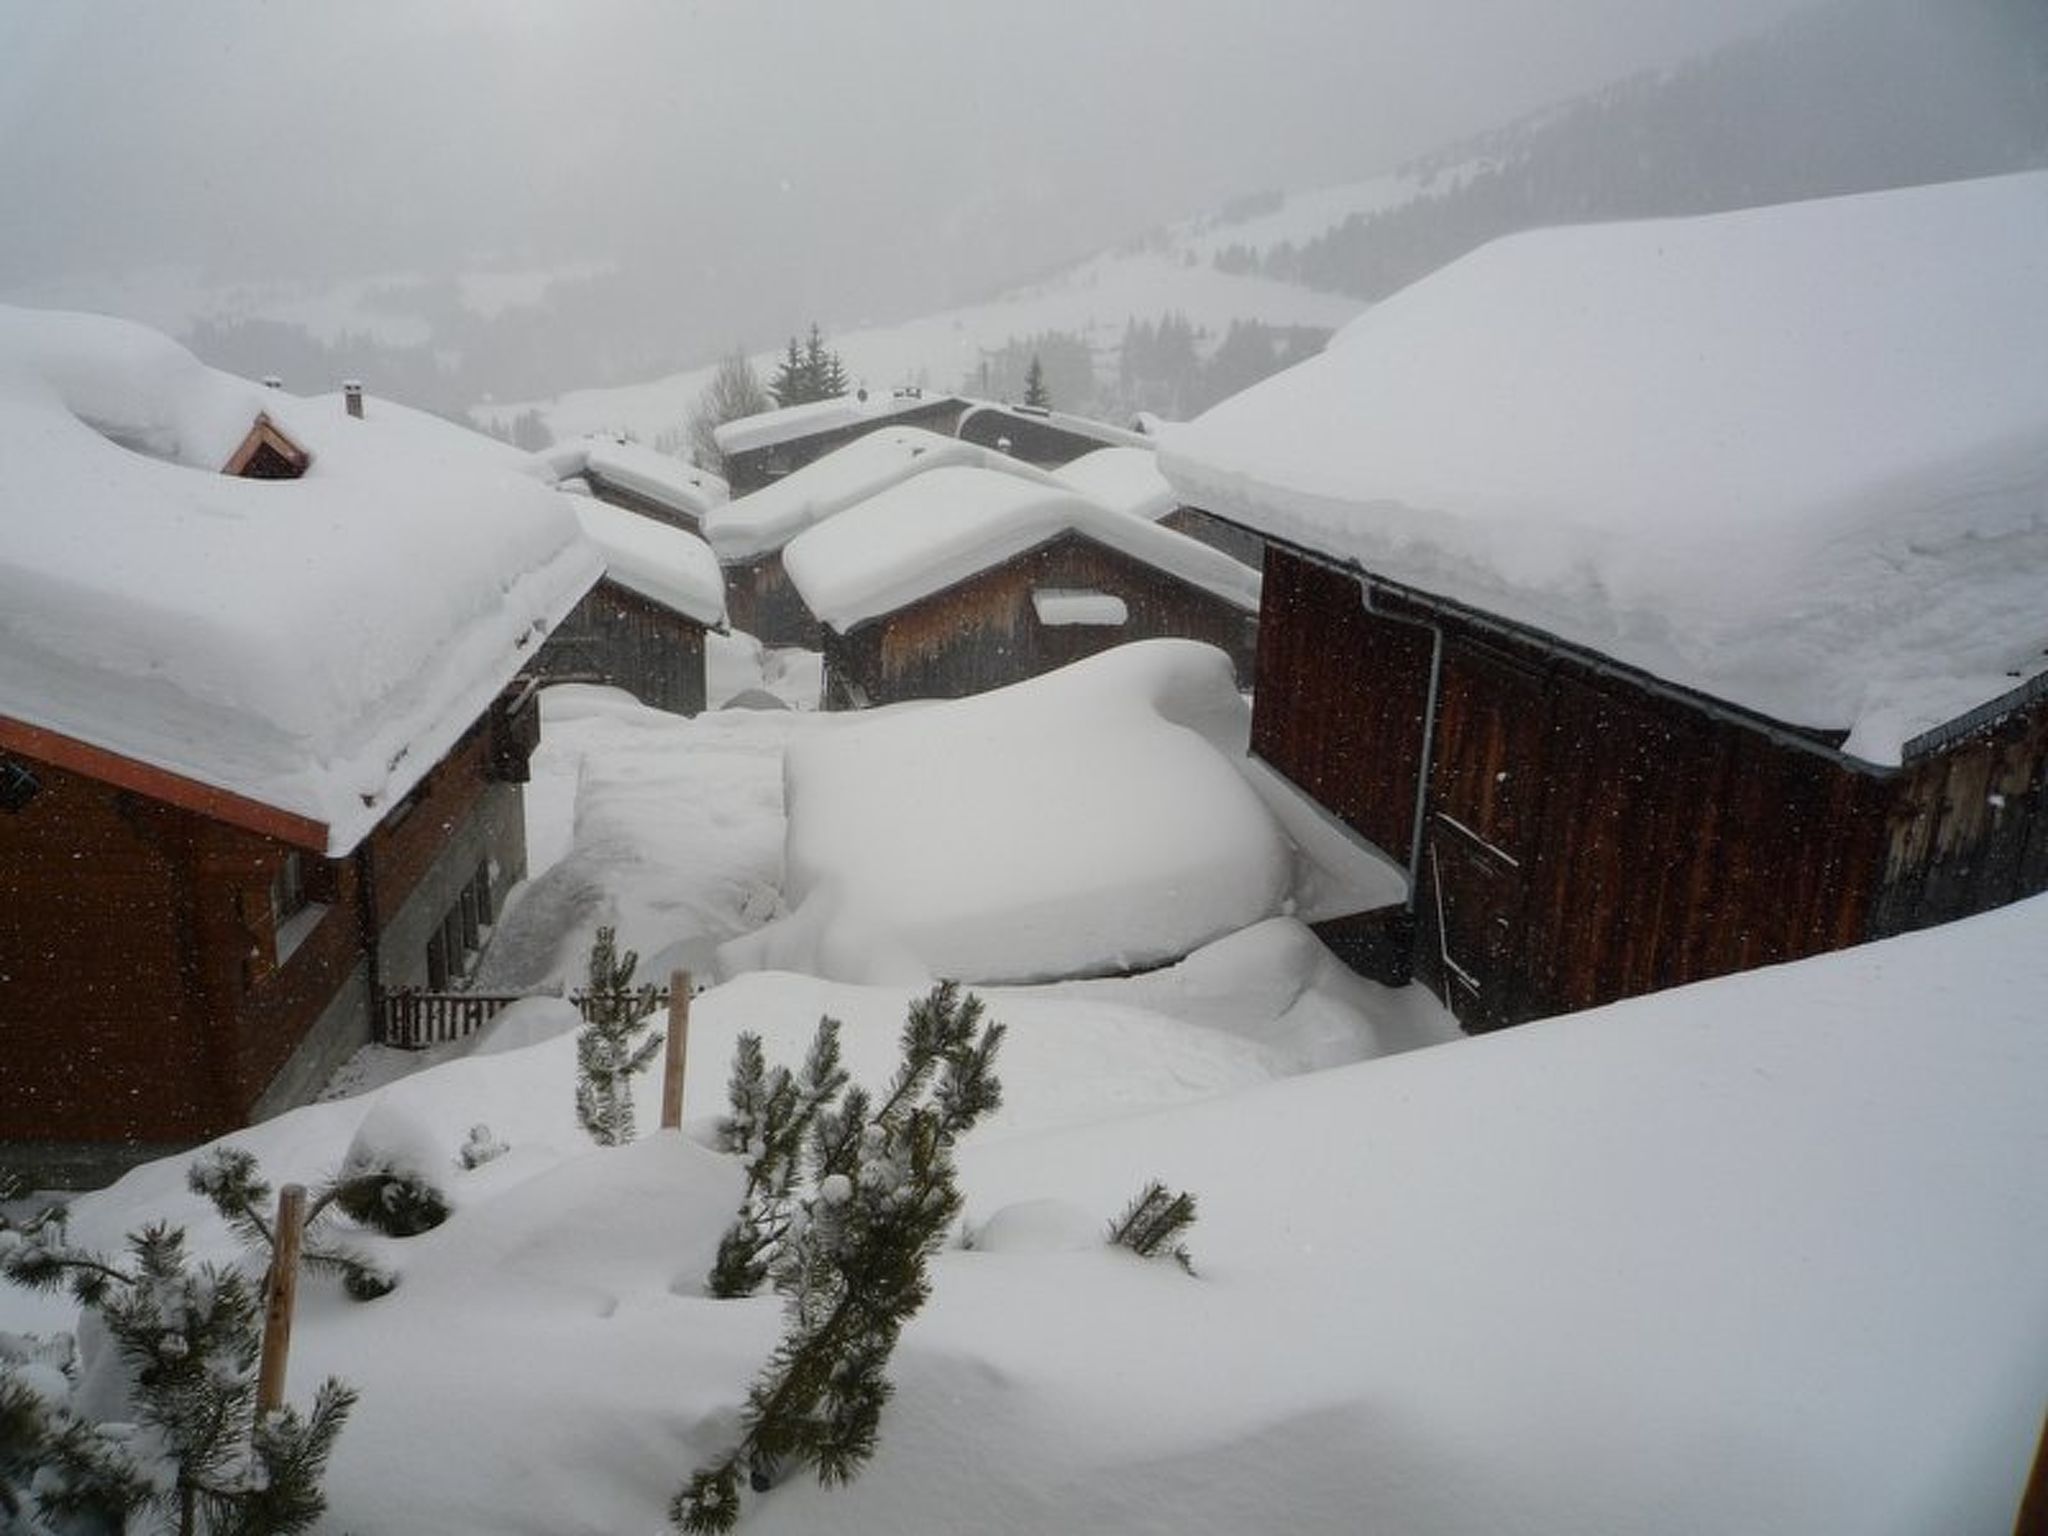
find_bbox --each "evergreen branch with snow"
[575,926,665,1147]
[679,983,1005,1533]
[1107,1181,1199,1274]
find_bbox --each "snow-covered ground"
[7,635,2042,1535]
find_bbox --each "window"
[268,850,329,965]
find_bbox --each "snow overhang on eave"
[0,714,331,852]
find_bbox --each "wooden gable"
[221,412,312,480]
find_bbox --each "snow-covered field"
[6,637,2044,1534]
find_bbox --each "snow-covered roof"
[702,425,1058,562]
[1052,445,1179,521]
[1159,171,2048,765]
[570,498,726,628]
[0,306,603,854]
[780,464,1262,633]
[957,400,1153,451]
[710,388,958,457]
[527,434,728,520]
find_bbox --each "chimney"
[343,380,364,419]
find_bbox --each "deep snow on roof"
[529,434,728,519]
[1052,445,1179,521]
[1160,172,2048,764]
[711,388,958,456]
[568,497,726,626]
[0,306,602,853]
[956,400,1152,451]
[780,464,1261,632]
[701,424,1057,561]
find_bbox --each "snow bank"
[0,306,602,852]
[1160,172,2048,763]
[18,889,2042,1535]
[568,496,727,626]
[701,424,1047,562]
[782,464,1260,632]
[721,641,1292,984]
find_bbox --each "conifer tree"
[766,337,808,409]
[676,983,1005,1533]
[575,926,665,1147]
[0,1198,355,1535]
[1023,353,1051,408]
[1106,1180,1199,1274]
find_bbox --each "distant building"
[0,309,602,1183]
[704,425,1056,647]
[782,465,1260,709]
[533,494,728,715]
[1162,172,2048,1032]
[955,401,1150,468]
[528,434,729,537]
[712,388,969,495]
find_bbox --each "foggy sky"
[0,0,1822,378]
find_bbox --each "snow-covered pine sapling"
[707,1020,850,1299]
[0,1202,355,1536]
[575,925,665,1146]
[459,1124,509,1170]
[676,982,1005,1534]
[188,1146,412,1300]
[1107,1181,1199,1275]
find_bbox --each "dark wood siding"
[725,553,823,649]
[955,407,1123,467]
[1250,547,1433,858]
[822,532,1256,708]
[583,475,705,538]
[1871,694,2048,936]
[1412,622,1889,1030]
[533,580,708,716]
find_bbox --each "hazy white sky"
[0,0,1823,368]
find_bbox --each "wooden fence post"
[661,971,692,1130]
[256,1183,306,1415]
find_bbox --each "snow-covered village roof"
[710,387,958,457]
[1052,445,1179,521]
[702,425,1057,562]
[0,306,602,854]
[1159,171,2048,765]
[528,434,728,521]
[956,400,1152,451]
[780,464,1262,633]
[565,495,727,627]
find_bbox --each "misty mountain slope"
[1251,0,2048,301]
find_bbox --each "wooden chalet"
[713,388,969,495]
[531,495,728,715]
[1160,172,2048,1033]
[781,465,1260,710]
[0,309,602,1183]
[704,425,1041,649]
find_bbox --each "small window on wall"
[269,850,330,965]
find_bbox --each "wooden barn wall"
[1412,625,1890,1030]
[532,582,707,715]
[726,553,823,650]
[826,533,1256,708]
[1870,697,2048,937]
[0,756,366,1145]
[1160,507,1267,568]
[1250,547,1433,859]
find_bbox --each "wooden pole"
[256,1183,306,1416]
[661,970,692,1130]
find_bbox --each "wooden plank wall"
[829,533,1256,707]
[1870,697,2048,937]
[1416,624,1890,1028]
[532,581,708,715]
[1250,547,1433,859]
